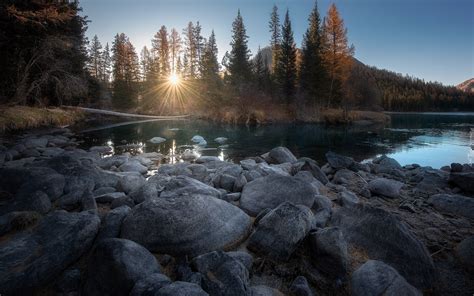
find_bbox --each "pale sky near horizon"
[80,0,474,86]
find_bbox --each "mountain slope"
[457,78,474,93]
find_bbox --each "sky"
[80,0,474,86]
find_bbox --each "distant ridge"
[457,78,474,93]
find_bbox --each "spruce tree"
[275,10,297,103]
[254,46,270,91]
[152,26,170,78]
[169,28,182,74]
[112,33,139,108]
[269,5,281,74]
[101,43,112,84]
[228,9,251,85]
[300,1,326,106]
[88,35,103,78]
[201,30,220,84]
[183,22,197,78]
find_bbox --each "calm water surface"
[80,113,474,169]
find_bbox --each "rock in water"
[0,211,100,294]
[428,194,474,220]
[368,178,403,198]
[149,137,167,144]
[240,175,317,216]
[267,147,297,164]
[121,194,252,256]
[325,151,355,170]
[83,238,161,296]
[247,202,313,261]
[214,137,228,144]
[351,260,422,296]
[331,204,435,290]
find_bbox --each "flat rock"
[331,204,435,290]
[0,211,100,294]
[368,178,403,198]
[157,281,208,296]
[149,137,167,144]
[240,175,317,216]
[121,194,252,256]
[428,194,474,219]
[247,202,313,261]
[84,238,161,296]
[325,151,355,170]
[351,260,422,296]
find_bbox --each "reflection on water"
[79,113,474,169]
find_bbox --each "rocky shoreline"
[0,128,473,295]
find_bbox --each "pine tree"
[275,10,297,103]
[100,42,112,84]
[201,30,220,84]
[88,35,102,78]
[183,22,197,78]
[169,28,182,74]
[193,21,204,76]
[253,46,270,90]
[112,33,140,108]
[322,4,355,107]
[269,5,281,74]
[152,26,170,78]
[140,46,152,82]
[300,0,326,106]
[228,9,251,85]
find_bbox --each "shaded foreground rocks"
[121,194,252,256]
[351,260,421,296]
[331,204,435,290]
[240,175,318,216]
[83,238,161,296]
[0,211,100,294]
[1,131,473,295]
[248,202,313,261]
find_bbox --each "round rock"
[121,194,252,257]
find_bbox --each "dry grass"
[0,105,84,133]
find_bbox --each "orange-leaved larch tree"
[322,3,354,108]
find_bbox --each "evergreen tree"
[201,30,220,84]
[183,22,197,78]
[228,9,251,85]
[140,46,152,82]
[253,46,270,91]
[100,43,112,84]
[169,28,182,74]
[321,4,354,107]
[275,10,297,103]
[152,26,170,78]
[112,33,140,108]
[88,35,103,78]
[300,1,326,106]
[193,21,204,76]
[269,5,281,74]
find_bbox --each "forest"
[0,0,472,118]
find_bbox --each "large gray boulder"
[83,238,161,296]
[121,194,251,256]
[96,206,132,241]
[456,235,474,271]
[372,155,402,174]
[119,160,148,174]
[351,260,422,296]
[289,276,313,296]
[157,281,208,296]
[247,202,313,261]
[331,204,435,290]
[368,178,403,199]
[130,273,172,296]
[428,194,474,220]
[0,211,100,294]
[240,175,317,216]
[267,147,297,164]
[325,151,355,170]
[309,227,348,279]
[292,158,329,184]
[449,172,474,192]
[157,175,223,199]
[192,251,252,296]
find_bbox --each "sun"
[168,73,180,86]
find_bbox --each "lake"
[80,113,474,169]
